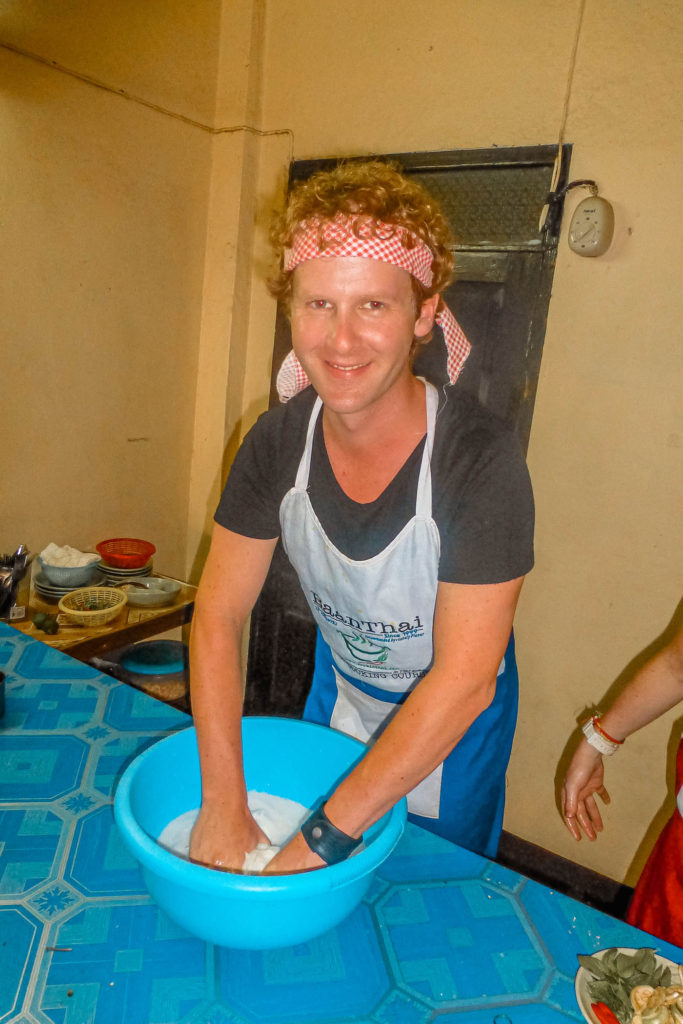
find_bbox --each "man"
[189,161,534,873]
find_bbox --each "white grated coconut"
[40,543,100,568]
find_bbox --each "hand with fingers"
[189,803,270,873]
[561,737,611,841]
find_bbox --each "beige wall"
[511,0,683,884]
[1,1,278,580]
[262,0,574,153]
[2,48,207,577]
[2,0,682,886]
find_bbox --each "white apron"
[280,382,444,817]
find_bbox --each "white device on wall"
[567,189,615,257]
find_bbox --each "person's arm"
[561,618,683,841]
[188,523,278,870]
[265,574,525,873]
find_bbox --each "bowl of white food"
[114,717,407,949]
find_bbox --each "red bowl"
[96,538,156,569]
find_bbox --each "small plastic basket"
[58,587,127,626]
[96,538,156,569]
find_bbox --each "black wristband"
[301,804,363,865]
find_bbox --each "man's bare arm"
[266,576,524,872]
[189,524,278,870]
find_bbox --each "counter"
[1,623,681,1024]
[9,576,196,660]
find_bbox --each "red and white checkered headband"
[276,214,471,402]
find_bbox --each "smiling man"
[189,161,534,874]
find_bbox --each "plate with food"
[575,946,682,1024]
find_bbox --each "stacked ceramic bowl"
[118,578,181,608]
[98,560,154,585]
[34,559,105,603]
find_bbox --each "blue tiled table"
[1,624,681,1024]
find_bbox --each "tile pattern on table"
[14,641,98,680]
[0,734,89,804]
[0,905,43,1024]
[91,732,165,797]
[0,625,193,1024]
[375,879,549,1008]
[435,1006,579,1021]
[2,624,682,1024]
[65,804,149,897]
[377,823,486,884]
[217,903,390,1023]
[0,807,64,897]
[0,629,34,667]
[521,878,683,971]
[36,903,208,1024]
[8,679,101,730]
[104,683,186,733]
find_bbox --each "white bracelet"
[582,716,620,756]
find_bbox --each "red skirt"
[627,738,683,948]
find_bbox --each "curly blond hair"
[269,160,454,308]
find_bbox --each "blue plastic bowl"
[114,717,406,949]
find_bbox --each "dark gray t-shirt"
[215,384,534,584]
